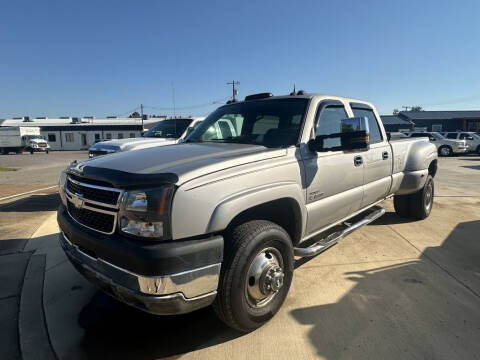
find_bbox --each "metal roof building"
[396,111,480,132]
[380,115,414,132]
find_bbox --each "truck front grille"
[67,178,120,205]
[67,201,115,233]
[39,143,47,147]
[65,176,123,235]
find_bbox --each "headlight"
[32,144,38,148]
[58,171,67,206]
[118,185,174,240]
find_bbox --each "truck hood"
[76,143,286,187]
[91,137,178,151]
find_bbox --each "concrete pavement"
[19,156,480,360]
[22,156,480,359]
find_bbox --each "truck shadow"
[78,291,243,359]
[290,220,480,359]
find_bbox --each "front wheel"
[213,220,294,332]
[438,145,452,157]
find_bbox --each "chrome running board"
[293,207,385,257]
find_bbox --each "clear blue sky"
[1,0,479,118]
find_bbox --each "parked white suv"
[441,132,480,154]
[405,132,468,156]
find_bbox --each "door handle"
[354,155,363,166]
[382,151,389,160]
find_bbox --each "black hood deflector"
[67,166,179,189]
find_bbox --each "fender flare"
[206,181,306,239]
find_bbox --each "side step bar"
[293,207,385,257]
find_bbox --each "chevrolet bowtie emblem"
[71,194,85,209]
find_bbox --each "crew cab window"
[315,105,347,148]
[446,133,458,139]
[351,108,383,144]
[459,133,472,139]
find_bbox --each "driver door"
[303,101,365,236]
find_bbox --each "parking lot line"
[0,186,58,202]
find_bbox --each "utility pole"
[227,80,240,101]
[140,103,144,129]
[402,106,410,112]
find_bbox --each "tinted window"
[446,133,458,139]
[143,119,192,139]
[118,133,124,139]
[187,99,308,148]
[315,105,348,148]
[252,115,280,135]
[410,133,429,138]
[47,134,56,142]
[459,133,470,139]
[352,108,383,143]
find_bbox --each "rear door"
[303,100,365,235]
[350,103,393,208]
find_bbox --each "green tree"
[129,111,141,118]
[393,109,399,115]
[410,106,424,112]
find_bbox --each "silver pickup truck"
[57,92,438,332]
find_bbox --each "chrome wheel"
[245,247,284,308]
[424,180,433,212]
[439,146,451,156]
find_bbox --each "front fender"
[206,182,306,235]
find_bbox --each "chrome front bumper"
[60,231,220,315]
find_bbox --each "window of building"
[106,133,112,140]
[118,133,124,139]
[315,105,348,148]
[351,107,383,144]
[129,133,136,138]
[65,133,74,142]
[95,133,100,141]
[47,134,56,142]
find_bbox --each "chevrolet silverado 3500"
[58,92,438,332]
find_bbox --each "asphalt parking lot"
[1,153,479,360]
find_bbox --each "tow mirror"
[309,117,370,152]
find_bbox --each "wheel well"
[226,198,303,245]
[428,159,438,177]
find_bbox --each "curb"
[18,254,57,360]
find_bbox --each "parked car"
[441,132,480,154]
[88,117,204,157]
[0,126,50,154]
[404,131,468,156]
[58,92,438,332]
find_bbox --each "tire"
[46,149,49,154]
[438,145,452,157]
[213,220,294,332]
[393,194,411,218]
[409,175,434,220]
[30,150,34,155]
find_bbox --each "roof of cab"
[223,93,375,109]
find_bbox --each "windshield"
[431,132,445,140]
[186,98,309,148]
[26,135,44,140]
[143,119,193,139]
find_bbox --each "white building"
[0,116,167,150]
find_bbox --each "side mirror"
[429,137,435,141]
